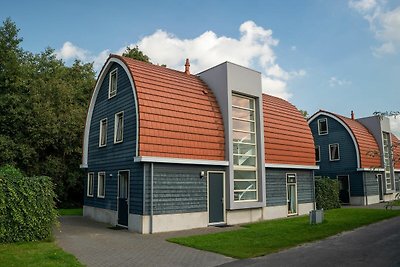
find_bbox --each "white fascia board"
[265,163,319,170]
[357,168,384,172]
[394,169,400,172]
[134,156,229,166]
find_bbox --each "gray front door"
[118,171,129,226]
[208,172,225,224]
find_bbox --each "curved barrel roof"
[114,55,225,161]
[263,94,316,166]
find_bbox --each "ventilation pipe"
[184,58,190,75]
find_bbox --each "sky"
[2,0,400,136]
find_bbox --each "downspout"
[150,162,154,234]
[312,171,316,210]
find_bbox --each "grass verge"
[58,208,83,216]
[168,208,400,259]
[0,241,83,267]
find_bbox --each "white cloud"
[390,117,400,137]
[328,76,352,87]
[56,21,305,100]
[349,1,400,56]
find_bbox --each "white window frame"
[329,143,340,161]
[382,132,393,191]
[99,118,107,147]
[97,172,106,198]
[318,118,328,135]
[87,172,94,197]
[114,111,124,144]
[108,68,118,99]
[315,145,321,162]
[232,94,258,202]
[286,173,298,216]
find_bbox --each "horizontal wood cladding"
[113,55,225,161]
[392,134,400,169]
[263,94,316,166]
[265,168,314,207]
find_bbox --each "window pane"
[233,143,256,156]
[100,120,107,146]
[315,146,320,162]
[98,174,105,197]
[330,144,339,160]
[234,190,257,201]
[115,113,124,142]
[232,107,254,121]
[319,119,328,134]
[234,155,256,166]
[233,131,255,143]
[232,95,254,109]
[287,174,296,183]
[233,119,254,133]
[234,170,256,180]
[234,181,256,190]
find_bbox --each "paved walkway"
[55,216,235,267]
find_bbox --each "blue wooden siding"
[363,171,383,196]
[143,163,226,215]
[84,62,142,213]
[266,168,314,206]
[309,115,366,196]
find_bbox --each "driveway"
[220,215,400,267]
[55,216,234,267]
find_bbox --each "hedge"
[0,165,58,243]
[315,177,341,210]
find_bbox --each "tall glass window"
[382,132,392,191]
[232,94,257,201]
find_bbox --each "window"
[87,173,94,197]
[315,146,320,162]
[232,94,257,201]
[108,68,118,98]
[97,172,106,198]
[99,118,107,147]
[382,132,392,191]
[286,174,297,215]
[318,118,328,135]
[114,112,124,143]
[329,143,340,161]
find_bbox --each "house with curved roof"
[81,55,317,233]
[308,110,400,205]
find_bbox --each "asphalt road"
[220,216,400,267]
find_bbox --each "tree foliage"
[0,18,95,207]
[122,45,151,62]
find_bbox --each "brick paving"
[55,216,236,267]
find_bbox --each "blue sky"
[2,0,400,135]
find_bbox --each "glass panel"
[234,155,256,166]
[232,95,254,110]
[233,119,254,133]
[287,184,297,214]
[233,131,255,143]
[233,143,256,156]
[98,174,105,197]
[88,174,93,195]
[116,113,123,142]
[234,170,256,180]
[110,70,117,96]
[100,120,107,146]
[232,107,254,121]
[319,119,327,134]
[119,173,128,198]
[330,144,339,160]
[234,190,257,201]
[287,174,296,183]
[234,181,256,190]
[315,147,320,161]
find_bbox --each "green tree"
[0,18,95,207]
[122,45,151,62]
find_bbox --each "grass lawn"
[168,208,400,259]
[0,241,83,267]
[58,208,83,216]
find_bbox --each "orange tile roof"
[391,134,400,169]
[316,110,381,169]
[263,94,316,166]
[113,55,225,160]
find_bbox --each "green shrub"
[315,177,341,210]
[0,165,58,243]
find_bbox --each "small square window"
[87,173,94,197]
[99,118,107,147]
[315,146,320,162]
[108,69,118,98]
[318,118,328,135]
[329,143,340,161]
[97,172,106,198]
[114,112,124,143]
[287,174,296,183]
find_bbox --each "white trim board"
[357,168,384,172]
[134,156,229,166]
[81,57,139,168]
[308,111,361,168]
[265,163,319,170]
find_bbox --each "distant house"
[308,111,400,205]
[81,55,317,233]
